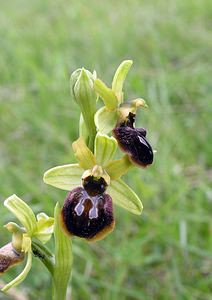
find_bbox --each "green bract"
[44,133,143,215]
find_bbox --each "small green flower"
[1,195,54,292]
[43,133,143,241]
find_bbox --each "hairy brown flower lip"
[113,112,153,167]
[61,187,114,241]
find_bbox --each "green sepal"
[94,132,117,166]
[43,163,83,191]
[95,107,118,134]
[105,155,132,180]
[34,213,54,244]
[1,250,32,292]
[53,203,72,300]
[112,60,133,103]
[4,195,37,236]
[108,179,143,215]
[72,138,96,169]
[94,79,118,110]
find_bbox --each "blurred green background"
[0,0,211,299]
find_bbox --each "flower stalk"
[52,203,73,300]
[31,239,55,275]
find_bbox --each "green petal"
[34,213,54,244]
[43,164,83,191]
[105,155,132,180]
[108,179,143,215]
[95,107,118,134]
[112,60,133,103]
[94,79,118,110]
[53,203,72,300]
[72,138,96,169]
[1,250,32,292]
[4,195,37,236]
[94,132,117,166]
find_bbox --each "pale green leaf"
[108,179,143,215]
[95,107,118,134]
[112,60,133,103]
[53,203,72,300]
[4,195,37,236]
[94,132,117,166]
[94,79,118,110]
[105,155,132,180]
[72,138,96,169]
[1,250,32,292]
[43,163,83,191]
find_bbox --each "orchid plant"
[0,60,154,299]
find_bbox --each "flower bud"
[70,68,97,148]
[0,243,24,274]
[61,184,114,241]
[113,112,153,167]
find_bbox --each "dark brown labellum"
[113,112,153,167]
[61,187,115,241]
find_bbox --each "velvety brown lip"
[113,125,153,167]
[61,187,114,241]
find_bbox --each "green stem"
[53,203,73,300]
[31,239,55,275]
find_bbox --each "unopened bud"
[71,68,97,148]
